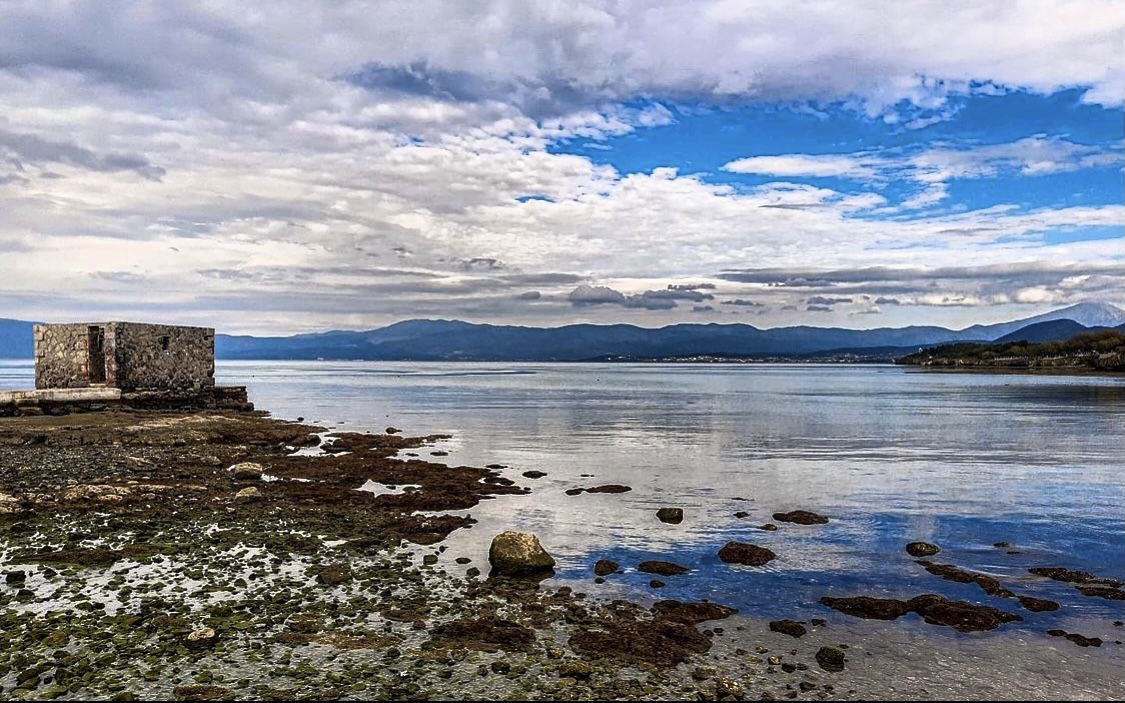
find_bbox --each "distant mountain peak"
[1036,302,1125,328]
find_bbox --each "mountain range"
[3,302,1122,361]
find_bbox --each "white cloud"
[0,1,1123,332]
[723,136,1124,210]
[723,154,881,180]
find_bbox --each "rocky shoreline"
[2,409,1123,701]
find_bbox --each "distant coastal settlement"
[894,330,1125,372]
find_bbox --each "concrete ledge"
[0,388,123,404]
[1,386,252,417]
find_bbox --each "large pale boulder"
[488,531,556,575]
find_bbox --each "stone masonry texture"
[35,322,215,392]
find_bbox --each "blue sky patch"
[548,91,1124,217]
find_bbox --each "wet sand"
[1,409,1122,700]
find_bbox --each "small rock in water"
[772,510,829,525]
[718,541,776,566]
[906,541,941,557]
[585,484,632,494]
[385,426,402,434]
[593,559,619,577]
[733,511,750,519]
[4,570,27,584]
[769,620,807,638]
[488,531,556,576]
[815,646,846,672]
[657,507,684,524]
[522,470,547,479]
[638,560,691,576]
[758,523,778,531]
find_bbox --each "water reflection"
[4,360,1122,632]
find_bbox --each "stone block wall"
[113,322,215,392]
[34,324,94,389]
[34,322,216,391]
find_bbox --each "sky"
[0,1,1122,335]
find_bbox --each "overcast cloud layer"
[1,1,1122,334]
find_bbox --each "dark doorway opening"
[87,326,106,384]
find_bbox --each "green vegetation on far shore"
[894,330,1125,372]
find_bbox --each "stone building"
[2,321,251,416]
[34,322,216,391]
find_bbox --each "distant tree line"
[895,330,1125,371]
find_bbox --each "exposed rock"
[651,600,738,624]
[4,570,27,584]
[815,646,846,672]
[0,492,21,514]
[1018,596,1060,612]
[559,661,592,679]
[315,565,352,585]
[819,596,912,620]
[186,626,219,649]
[733,511,750,519]
[585,484,632,494]
[1029,567,1123,587]
[228,462,263,480]
[769,619,807,638]
[718,541,776,566]
[385,427,402,434]
[906,541,941,557]
[906,594,1022,632]
[594,559,619,577]
[59,484,133,502]
[772,509,828,525]
[757,523,778,531]
[657,507,684,524]
[569,606,713,667]
[487,530,556,576]
[426,615,537,653]
[1077,586,1125,600]
[522,470,547,479]
[715,676,744,699]
[638,560,691,576]
[234,486,261,501]
[650,579,665,588]
[565,488,585,496]
[1048,629,1103,647]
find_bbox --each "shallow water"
[3,360,1123,638]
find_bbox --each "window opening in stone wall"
[159,335,170,351]
[87,325,106,384]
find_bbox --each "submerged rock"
[815,646,846,672]
[1048,629,1102,647]
[769,619,807,638]
[638,560,691,576]
[488,530,556,575]
[651,600,738,624]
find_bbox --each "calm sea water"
[3,360,1123,633]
